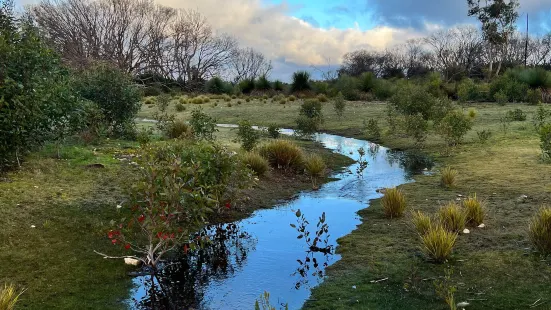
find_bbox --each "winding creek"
[128,127,433,309]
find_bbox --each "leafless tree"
[229,47,272,82]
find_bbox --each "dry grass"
[381,187,407,218]
[421,225,458,263]
[241,152,269,177]
[462,193,485,226]
[528,206,551,255]
[438,202,466,232]
[411,210,432,235]
[0,283,24,310]
[258,139,304,170]
[440,166,458,188]
[304,154,326,189]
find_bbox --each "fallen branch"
[93,250,145,264]
[370,277,388,283]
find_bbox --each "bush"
[273,80,284,91]
[258,140,304,170]
[317,94,328,102]
[175,103,186,112]
[363,118,381,140]
[463,194,485,226]
[296,99,323,136]
[381,188,406,218]
[165,120,192,139]
[494,90,508,105]
[468,108,477,119]
[288,95,297,102]
[239,78,256,94]
[241,152,269,176]
[304,154,326,189]
[539,123,551,161]
[255,75,271,91]
[421,225,457,263]
[528,206,551,255]
[359,72,376,92]
[490,74,529,103]
[373,79,395,100]
[205,76,232,94]
[237,120,260,151]
[441,166,458,188]
[334,74,360,100]
[245,97,251,102]
[267,124,280,139]
[457,78,482,102]
[477,129,492,143]
[136,127,153,146]
[404,113,428,144]
[527,88,542,105]
[505,108,527,121]
[0,282,24,310]
[533,104,550,130]
[510,67,551,89]
[438,202,466,232]
[437,110,473,146]
[391,83,440,120]
[411,210,433,235]
[279,98,286,105]
[223,94,232,102]
[291,71,311,92]
[333,92,346,119]
[143,96,157,105]
[189,109,218,141]
[73,64,141,136]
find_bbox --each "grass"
[0,283,24,310]
[258,139,305,171]
[440,166,458,188]
[411,210,432,235]
[463,193,485,226]
[528,206,551,255]
[438,202,466,232]
[240,152,269,177]
[381,187,407,218]
[421,225,457,263]
[303,154,326,189]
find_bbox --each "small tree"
[237,120,260,151]
[189,109,218,141]
[296,99,323,136]
[291,71,311,92]
[333,92,346,119]
[437,111,474,146]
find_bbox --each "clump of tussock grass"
[241,152,269,177]
[317,94,328,102]
[227,102,232,107]
[0,283,24,310]
[165,120,192,139]
[528,205,551,255]
[223,94,231,102]
[411,210,433,235]
[191,96,203,104]
[381,187,407,218]
[288,95,296,102]
[245,97,251,102]
[178,97,187,104]
[440,166,458,188]
[468,108,477,118]
[175,103,186,112]
[143,96,157,105]
[304,154,326,189]
[279,98,287,104]
[421,225,457,263]
[463,193,485,226]
[438,202,466,232]
[258,139,304,171]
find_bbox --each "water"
[127,130,432,310]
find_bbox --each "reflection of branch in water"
[132,223,257,309]
[290,210,334,290]
[385,149,434,180]
[367,142,380,160]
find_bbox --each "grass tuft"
[411,210,432,235]
[165,120,192,139]
[241,152,269,177]
[463,193,485,226]
[381,187,407,218]
[440,166,458,188]
[258,139,304,171]
[528,206,551,255]
[438,202,466,232]
[317,94,328,102]
[421,225,457,263]
[0,283,24,310]
[304,154,326,189]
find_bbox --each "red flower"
[184,244,189,254]
[108,231,114,239]
[138,214,145,223]
[225,202,231,209]
[162,233,168,240]
[111,239,117,244]
[157,232,162,238]
[169,233,175,239]
[124,243,131,250]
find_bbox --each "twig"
[370,277,388,283]
[93,250,145,264]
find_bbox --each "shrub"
[143,96,157,105]
[528,206,551,255]
[205,76,232,94]
[441,166,458,188]
[192,97,203,104]
[463,194,485,226]
[237,120,260,151]
[279,98,286,104]
[223,94,232,102]
[0,283,24,310]
[241,152,269,176]
[421,225,457,263]
[381,188,407,218]
[391,83,439,120]
[533,104,550,130]
[136,127,153,146]
[333,92,346,119]
[373,79,395,100]
[296,99,323,136]
[411,210,433,235]
[539,123,551,161]
[239,78,256,94]
[494,90,508,105]
[359,72,376,92]
[178,97,187,104]
[273,80,284,91]
[438,202,466,232]
[457,78,481,102]
[267,124,280,139]
[175,103,186,112]
[291,71,311,92]
[189,109,218,141]
[246,97,251,102]
[317,94,328,102]
[437,110,473,146]
[288,95,297,102]
[363,118,381,140]
[527,88,542,105]
[505,108,527,121]
[258,140,304,170]
[468,108,477,118]
[255,75,271,91]
[227,102,232,107]
[165,120,192,139]
[304,154,326,189]
[312,81,330,95]
[477,129,492,143]
[510,67,551,89]
[334,74,360,100]
[404,113,429,144]
[237,100,242,105]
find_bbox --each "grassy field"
[0,124,351,309]
[141,98,551,309]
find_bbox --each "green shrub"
[509,67,551,89]
[288,95,297,102]
[468,108,477,119]
[291,71,311,92]
[239,78,256,94]
[490,73,529,103]
[391,83,441,120]
[205,76,232,94]
[363,118,381,140]
[381,188,407,218]
[258,140,304,170]
[255,75,271,91]
[476,129,492,144]
[175,103,186,112]
[411,210,433,235]
[528,206,551,255]
[333,92,346,119]
[165,120,192,139]
[438,202,466,232]
[404,113,428,144]
[463,194,485,226]
[437,110,473,146]
[539,123,551,161]
[0,282,24,310]
[373,79,395,100]
[267,124,280,139]
[457,78,482,102]
[136,127,153,146]
[304,154,326,189]
[440,166,458,188]
[421,225,457,263]
[359,72,376,92]
[296,99,323,136]
[494,90,508,105]
[527,88,542,105]
[273,80,284,91]
[241,152,269,177]
[505,108,527,121]
[334,74,360,100]
[317,94,328,102]
[533,104,550,130]
[312,81,330,95]
[189,109,217,141]
[237,120,260,151]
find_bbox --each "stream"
[127,128,433,309]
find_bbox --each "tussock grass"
[143,96,157,105]
[463,193,485,226]
[317,94,328,102]
[411,210,432,235]
[528,206,551,255]
[0,283,24,310]
[421,225,457,263]
[304,154,326,189]
[241,152,269,177]
[288,95,296,102]
[381,187,406,218]
[440,166,458,188]
[468,108,477,118]
[175,103,186,112]
[438,202,466,232]
[165,120,192,139]
[258,139,304,170]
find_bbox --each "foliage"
[373,78,395,100]
[463,194,485,226]
[288,95,296,102]
[437,110,473,146]
[434,267,457,310]
[528,206,551,255]
[505,108,527,121]
[189,109,218,141]
[385,104,400,134]
[291,71,311,92]
[539,123,551,161]
[258,139,304,171]
[237,120,260,151]
[359,72,376,92]
[333,75,360,100]
[238,78,256,94]
[317,94,328,102]
[509,67,551,90]
[490,76,526,103]
[526,88,542,105]
[533,104,551,130]
[136,127,153,146]
[411,210,433,236]
[421,225,458,263]
[457,78,482,102]
[241,152,269,177]
[333,92,346,119]
[273,80,284,91]
[0,283,24,310]
[363,118,381,140]
[476,129,492,143]
[152,94,175,134]
[438,202,466,232]
[165,119,192,139]
[254,291,288,310]
[356,147,369,178]
[256,75,272,91]
[266,123,280,139]
[175,103,186,112]
[72,63,141,137]
[205,76,232,94]
[441,166,458,188]
[468,108,477,119]
[391,84,436,120]
[404,113,429,145]
[304,154,326,189]
[296,99,323,136]
[381,188,407,218]
[143,96,157,105]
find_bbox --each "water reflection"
[385,149,434,180]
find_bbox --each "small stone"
[34,186,39,188]
[477,223,485,228]
[30,225,36,228]
[457,301,470,307]
[456,198,461,201]
[516,194,528,203]
[116,204,122,209]
[352,285,357,289]
[462,228,470,234]
[457,194,463,197]
[124,258,141,266]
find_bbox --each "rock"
[30,225,36,228]
[124,258,141,266]
[86,163,105,169]
[517,194,528,203]
[462,228,470,234]
[457,194,463,197]
[477,223,485,228]
[457,301,470,307]
[352,285,357,289]
[456,198,462,201]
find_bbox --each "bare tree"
[229,47,272,82]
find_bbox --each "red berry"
[111,239,117,244]
[124,244,131,250]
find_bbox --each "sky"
[15,0,551,81]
